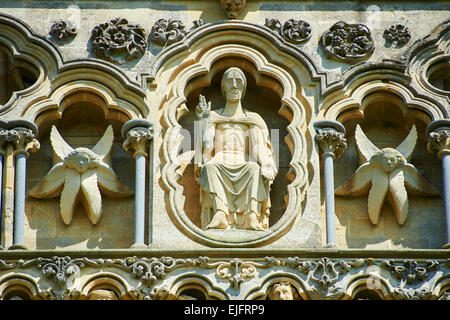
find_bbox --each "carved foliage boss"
[321,21,374,63]
[265,18,312,44]
[91,18,147,64]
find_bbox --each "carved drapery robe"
[198,109,277,230]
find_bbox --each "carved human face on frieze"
[221,67,247,102]
[269,282,296,300]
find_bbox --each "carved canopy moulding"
[156,22,315,247]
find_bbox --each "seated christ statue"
[194,67,278,231]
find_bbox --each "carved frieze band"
[44,14,416,65]
[1,255,448,300]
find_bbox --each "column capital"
[1,120,40,158]
[121,119,154,159]
[426,119,450,160]
[314,120,347,159]
[0,128,8,157]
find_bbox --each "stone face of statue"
[195,67,278,231]
[222,67,246,102]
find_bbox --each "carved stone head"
[372,148,406,173]
[221,67,247,101]
[268,282,300,300]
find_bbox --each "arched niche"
[156,25,315,247]
[332,90,444,249]
[0,13,62,117]
[161,275,228,300]
[80,274,132,300]
[0,275,41,300]
[245,274,309,300]
[179,57,291,230]
[0,45,39,106]
[25,88,137,250]
[342,275,392,300]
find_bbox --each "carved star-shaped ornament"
[30,125,133,225]
[335,125,439,225]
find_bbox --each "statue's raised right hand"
[196,94,211,118]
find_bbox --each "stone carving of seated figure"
[194,67,278,231]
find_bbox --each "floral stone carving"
[265,18,312,44]
[335,125,439,225]
[150,19,187,46]
[30,125,133,225]
[91,18,147,64]
[384,24,411,47]
[49,20,77,42]
[320,21,374,63]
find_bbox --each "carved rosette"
[428,129,450,160]
[91,18,147,64]
[384,24,411,47]
[220,0,246,19]
[150,19,187,47]
[265,18,312,44]
[49,20,77,42]
[315,129,347,159]
[320,21,374,63]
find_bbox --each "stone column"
[0,124,7,250]
[314,120,347,248]
[122,119,153,248]
[427,119,450,249]
[8,120,39,249]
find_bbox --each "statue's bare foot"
[245,212,263,231]
[206,210,229,229]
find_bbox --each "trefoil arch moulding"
[154,21,320,247]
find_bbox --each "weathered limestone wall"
[0,1,448,251]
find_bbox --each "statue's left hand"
[261,162,276,181]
